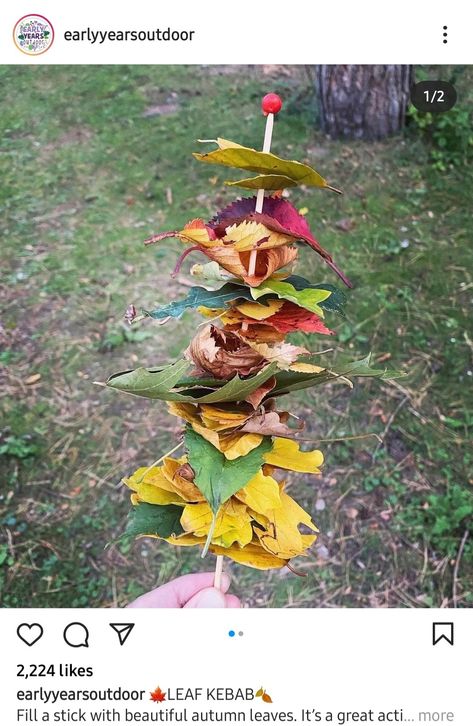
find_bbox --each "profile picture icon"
[13,14,54,55]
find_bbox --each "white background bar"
[0,1,472,64]
[1,609,471,723]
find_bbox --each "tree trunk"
[315,65,414,140]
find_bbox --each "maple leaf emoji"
[150,687,166,703]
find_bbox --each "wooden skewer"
[243,95,281,330]
[214,94,283,592]
[214,554,224,589]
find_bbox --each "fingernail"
[185,587,227,608]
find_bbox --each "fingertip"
[225,594,241,608]
[184,587,227,608]
[219,572,231,593]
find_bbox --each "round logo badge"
[13,14,54,55]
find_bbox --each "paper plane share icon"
[109,623,135,646]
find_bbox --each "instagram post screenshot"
[0,1,472,724]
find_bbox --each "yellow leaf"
[180,502,213,535]
[180,499,252,547]
[125,467,173,492]
[124,468,186,506]
[168,401,222,448]
[235,470,281,514]
[25,373,41,385]
[210,542,287,570]
[289,363,325,374]
[196,305,225,318]
[235,299,284,320]
[200,404,251,427]
[181,220,216,247]
[165,533,206,547]
[213,521,253,548]
[256,490,318,559]
[223,221,293,251]
[255,688,264,698]
[168,402,262,459]
[161,457,205,502]
[219,309,246,326]
[264,438,324,473]
[219,432,263,460]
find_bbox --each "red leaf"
[150,687,166,703]
[209,197,352,287]
[265,302,335,335]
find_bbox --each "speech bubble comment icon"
[63,622,89,648]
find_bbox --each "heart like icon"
[17,623,44,647]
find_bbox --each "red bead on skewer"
[261,92,283,116]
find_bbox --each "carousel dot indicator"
[228,630,235,637]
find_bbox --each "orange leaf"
[262,693,273,703]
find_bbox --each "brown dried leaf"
[240,410,302,438]
[185,325,266,379]
[245,377,276,409]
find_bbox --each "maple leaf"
[150,687,166,703]
[265,301,335,335]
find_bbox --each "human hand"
[127,572,241,609]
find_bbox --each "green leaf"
[271,354,404,397]
[144,283,254,320]
[193,138,340,192]
[144,278,345,322]
[185,427,273,513]
[250,278,332,316]
[286,276,347,316]
[225,174,298,190]
[125,502,184,539]
[106,359,191,395]
[106,361,280,403]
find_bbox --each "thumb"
[184,586,227,608]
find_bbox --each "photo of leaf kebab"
[1,65,471,607]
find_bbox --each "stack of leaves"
[106,134,400,572]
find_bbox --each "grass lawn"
[1,65,472,608]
